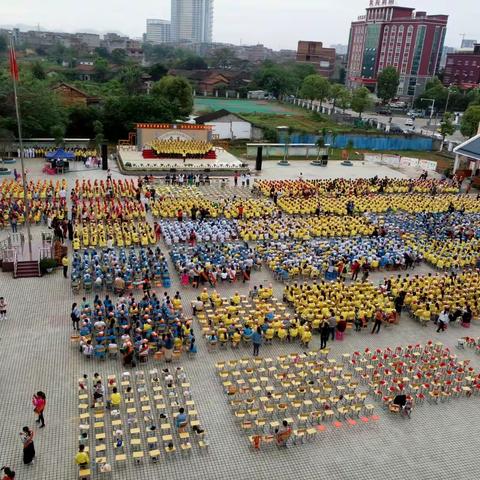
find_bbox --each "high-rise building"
[346,0,448,98]
[145,19,171,44]
[170,0,213,43]
[296,41,336,78]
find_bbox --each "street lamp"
[420,98,435,126]
[444,84,454,116]
[276,126,290,166]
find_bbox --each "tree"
[439,112,455,150]
[117,66,145,95]
[50,124,66,147]
[65,104,100,137]
[176,55,208,70]
[94,58,109,82]
[0,35,7,54]
[351,87,372,118]
[329,84,348,110]
[253,64,295,97]
[31,61,46,80]
[300,75,331,106]
[94,47,110,59]
[377,66,399,104]
[93,120,105,146]
[151,75,193,119]
[337,89,351,113]
[102,94,176,141]
[111,48,128,66]
[148,63,168,81]
[208,47,237,69]
[461,105,480,138]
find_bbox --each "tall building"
[444,44,480,89]
[296,41,336,78]
[146,19,171,44]
[170,0,213,43]
[346,0,448,98]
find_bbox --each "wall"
[246,144,328,158]
[288,133,433,151]
[207,121,252,140]
[364,153,437,171]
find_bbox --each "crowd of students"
[76,291,196,365]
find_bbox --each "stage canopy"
[45,149,75,160]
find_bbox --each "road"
[297,99,466,144]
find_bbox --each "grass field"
[194,98,294,115]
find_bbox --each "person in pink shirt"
[32,391,46,428]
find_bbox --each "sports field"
[194,97,294,115]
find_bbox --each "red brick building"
[296,41,336,78]
[443,44,480,89]
[346,1,448,98]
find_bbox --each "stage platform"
[117,146,245,175]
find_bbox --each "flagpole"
[9,34,33,261]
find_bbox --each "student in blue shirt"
[252,327,263,357]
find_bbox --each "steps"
[14,260,41,278]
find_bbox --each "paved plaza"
[1,157,479,480]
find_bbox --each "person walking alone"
[20,426,35,465]
[62,255,69,278]
[71,303,80,330]
[252,327,263,357]
[32,392,46,428]
[371,309,383,334]
[320,321,330,349]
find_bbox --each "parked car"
[389,124,405,134]
[405,118,414,127]
[378,108,392,115]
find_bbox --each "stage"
[117,146,245,174]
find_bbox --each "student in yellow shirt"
[75,445,90,467]
[110,387,121,408]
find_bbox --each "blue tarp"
[45,149,75,159]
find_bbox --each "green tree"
[31,61,46,80]
[0,35,7,54]
[94,58,109,82]
[102,94,176,141]
[148,63,168,81]
[337,89,351,113]
[377,66,400,104]
[111,48,128,66]
[351,87,372,118]
[151,75,193,119]
[176,55,208,70]
[329,84,348,110]
[94,47,110,59]
[439,112,455,149]
[65,104,99,137]
[117,65,145,95]
[253,64,295,97]
[208,47,237,69]
[93,120,105,146]
[50,124,66,147]
[460,105,480,138]
[300,75,331,106]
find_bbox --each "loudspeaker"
[101,144,108,170]
[321,154,328,167]
[255,146,263,171]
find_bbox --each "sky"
[1,0,477,50]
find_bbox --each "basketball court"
[194,98,294,115]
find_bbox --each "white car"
[405,118,414,127]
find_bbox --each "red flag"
[9,46,19,81]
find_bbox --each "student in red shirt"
[32,391,46,428]
[1,467,15,479]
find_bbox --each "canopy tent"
[45,149,75,160]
